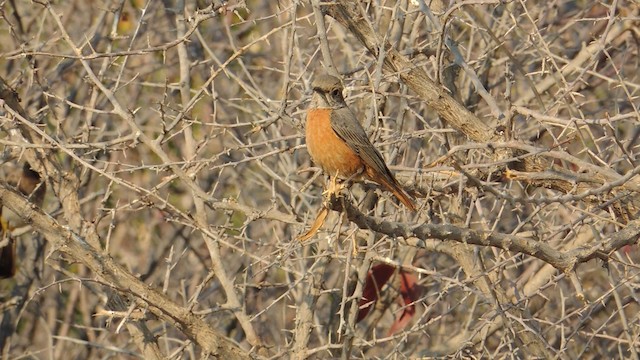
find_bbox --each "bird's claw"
[322,173,345,197]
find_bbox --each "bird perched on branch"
[0,163,46,278]
[305,73,416,211]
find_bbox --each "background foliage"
[0,0,639,358]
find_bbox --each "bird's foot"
[322,174,346,197]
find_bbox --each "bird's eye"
[331,89,341,97]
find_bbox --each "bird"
[0,163,46,278]
[305,74,416,211]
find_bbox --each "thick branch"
[0,185,250,360]
[327,196,638,272]
[321,1,499,144]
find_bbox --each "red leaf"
[356,264,423,334]
[357,264,395,322]
[388,270,420,335]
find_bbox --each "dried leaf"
[297,206,329,242]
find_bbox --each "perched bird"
[0,163,46,278]
[305,74,416,211]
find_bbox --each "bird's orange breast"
[306,109,363,177]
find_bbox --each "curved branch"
[327,196,638,272]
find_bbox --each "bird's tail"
[388,183,416,212]
[370,171,417,211]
